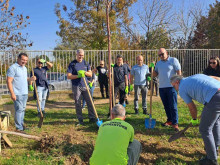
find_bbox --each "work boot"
[172,124,179,132]
[134,108,139,115]
[143,108,149,115]
[199,156,218,165]
[161,121,172,127]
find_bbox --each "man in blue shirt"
[67,49,96,126]
[153,48,181,131]
[7,53,36,133]
[30,58,53,117]
[130,55,150,115]
[170,74,220,165]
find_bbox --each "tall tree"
[54,0,137,50]
[0,0,32,50]
[122,0,174,49]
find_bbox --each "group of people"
[6,48,220,165]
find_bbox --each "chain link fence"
[0,49,220,95]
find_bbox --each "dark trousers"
[199,92,220,160]
[159,87,178,125]
[127,139,142,165]
[114,82,126,104]
[99,80,109,97]
[72,86,96,122]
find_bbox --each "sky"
[9,0,217,51]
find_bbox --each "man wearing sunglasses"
[30,57,53,117]
[153,48,181,131]
[95,60,109,98]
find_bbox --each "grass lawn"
[0,95,219,165]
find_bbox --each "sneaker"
[172,124,179,132]
[199,156,218,165]
[15,129,26,134]
[76,121,84,126]
[161,121,172,127]
[37,112,41,117]
[134,109,139,115]
[143,108,149,115]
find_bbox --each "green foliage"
[191,0,220,49]
[54,0,137,50]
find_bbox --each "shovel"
[82,77,103,127]
[145,63,156,129]
[168,116,200,142]
[31,68,44,128]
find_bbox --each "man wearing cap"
[7,53,36,133]
[153,48,181,131]
[67,49,96,126]
[130,55,150,115]
[90,104,142,165]
[170,74,220,165]
[95,60,109,98]
[30,57,53,117]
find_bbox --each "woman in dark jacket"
[203,57,220,77]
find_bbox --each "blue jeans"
[37,86,48,112]
[82,86,95,108]
[159,87,178,125]
[14,94,28,130]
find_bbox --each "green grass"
[0,97,219,165]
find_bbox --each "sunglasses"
[38,62,43,64]
[100,64,104,65]
[158,53,164,57]
[209,62,216,64]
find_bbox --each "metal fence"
[0,49,220,95]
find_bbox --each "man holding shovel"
[90,104,142,165]
[130,55,150,115]
[67,49,96,126]
[170,74,220,165]
[153,48,181,131]
[7,53,36,133]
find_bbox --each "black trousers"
[114,82,126,104]
[99,80,109,97]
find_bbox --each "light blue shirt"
[179,74,220,105]
[155,57,181,88]
[131,64,149,85]
[7,63,28,95]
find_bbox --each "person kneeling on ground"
[90,104,142,165]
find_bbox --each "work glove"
[77,70,86,78]
[29,85,34,91]
[125,86,129,94]
[147,76,151,81]
[150,62,155,68]
[96,73,99,76]
[129,84,134,91]
[111,64,115,67]
[40,59,46,63]
[190,119,199,126]
[89,82,93,89]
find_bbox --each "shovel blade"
[96,118,103,127]
[145,118,156,129]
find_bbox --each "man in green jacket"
[90,104,142,165]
